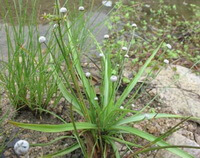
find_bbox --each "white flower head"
[99,53,104,57]
[131,23,137,27]
[14,140,30,155]
[117,64,120,67]
[120,106,124,109]
[131,104,135,108]
[110,75,118,82]
[102,1,112,7]
[163,59,169,64]
[166,44,172,49]
[122,46,128,51]
[124,54,129,58]
[79,6,85,11]
[60,7,67,13]
[145,4,150,8]
[53,24,58,28]
[94,97,98,101]
[85,72,91,77]
[39,36,46,43]
[104,34,109,39]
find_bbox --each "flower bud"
[163,59,169,64]
[104,34,109,39]
[110,75,118,82]
[122,47,128,51]
[79,6,85,11]
[124,54,129,58]
[99,53,104,57]
[131,23,137,27]
[60,7,67,13]
[39,36,46,43]
[85,72,91,77]
[166,44,172,49]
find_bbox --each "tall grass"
[0,0,60,112]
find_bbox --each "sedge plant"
[9,1,200,158]
[0,0,60,112]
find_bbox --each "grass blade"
[111,125,193,158]
[9,121,97,132]
[116,42,163,107]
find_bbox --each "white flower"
[104,34,109,39]
[102,1,112,7]
[60,7,67,13]
[53,24,58,28]
[99,53,104,57]
[122,47,128,51]
[131,104,135,108]
[110,75,118,82]
[183,2,188,5]
[79,6,85,11]
[117,64,119,67]
[131,23,137,27]
[14,140,29,155]
[124,54,129,58]
[120,106,124,109]
[85,72,91,77]
[166,44,172,49]
[94,97,98,101]
[145,4,150,8]
[163,59,169,64]
[39,36,46,43]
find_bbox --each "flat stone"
[156,132,200,158]
[151,65,200,124]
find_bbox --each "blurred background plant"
[106,0,200,74]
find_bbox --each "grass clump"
[0,0,60,112]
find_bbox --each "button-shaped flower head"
[163,59,169,64]
[104,34,109,39]
[124,54,129,58]
[110,75,118,82]
[122,47,128,51]
[166,44,172,49]
[85,72,91,77]
[60,7,67,13]
[131,23,137,27]
[39,36,46,43]
[79,6,85,11]
[14,140,30,155]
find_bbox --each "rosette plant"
[9,1,200,157]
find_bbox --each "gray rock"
[151,65,200,124]
[156,132,200,158]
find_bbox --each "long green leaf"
[49,55,81,113]
[43,143,80,158]
[116,113,200,125]
[109,140,120,158]
[66,21,98,107]
[9,121,97,132]
[111,125,193,158]
[116,42,163,107]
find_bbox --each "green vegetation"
[107,0,200,73]
[0,0,199,157]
